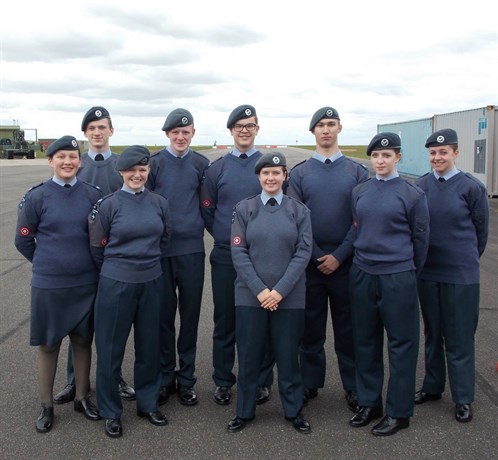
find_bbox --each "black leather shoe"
[178,385,198,406]
[118,376,136,401]
[303,388,318,405]
[35,404,54,433]
[137,410,168,426]
[158,383,176,406]
[414,390,442,405]
[286,413,311,434]
[345,390,360,413]
[256,386,271,405]
[349,406,383,428]
[455,403,472,423]
[227,415,252,433]
[371,415,409,436]
[74,397,101,421]
[105,418,122,438]
[214,386,232,405]
[53,384,76,404]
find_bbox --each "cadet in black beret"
[309,107,340,132]
[81,106,111,132]
[201,104,274,407]
[116,145,150,171]
[226,104,257,129]
[162,108,194,132]
[46,135,80,157]
[424,128,458,148]
[54,107,134,406]
[91,142,171,438]
[147,107,208,407]
[255,152,287,174]
[366,132,401,156]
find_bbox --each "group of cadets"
[15,104,489,439]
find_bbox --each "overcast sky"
[1,0,497,147]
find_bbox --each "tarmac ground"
[0,148,496,460]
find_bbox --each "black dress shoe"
[118,376,136,401]
[158,383,176,406]
[256,386,271,405]
[105,418,122,438]
[227,415,252,433]
[178,385,198,406]
[371,415,409,436]
[455,403,472,423]
[286,413,311,434]
[303,388,318,405]
[345,390,360,413]
[53,384,76,405]
[137,410,168,426]
[214,386,232,405]
[35,404,54,433]
[349,406,383,428]
[74,397,101,421]
[414,390,442,405]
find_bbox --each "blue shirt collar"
[167,146,189,158]
[312,151,343,163]
[260,191,283,205]
[88,149,112,160]
[230,147,257,158]
[433,167,459,181]
[52,176,77,187]
[375,170,399,181]
[121,184,144,195]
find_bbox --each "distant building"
[378,105,497,196]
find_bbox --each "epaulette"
[150,148,164,157]
[81,181,102,192]
[420,172,431,178]
[89,193,114,221]
[405,180,425,195]
[18,182,44,209]
[191,150,210,162]
[290,159,308,172]
[464,172,486,188]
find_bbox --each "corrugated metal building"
[378,105,497,196]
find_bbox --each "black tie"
[438,177,446,182]
[324,159,331,164]
[135,191,143,195]
[239,153,248,159]
[95,153,104,161]
[267,198,277,206]
[64,184,71,188]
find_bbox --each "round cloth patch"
[19,227,30,236]
[100,237,108,247]
[202,199,212,207]
[232,236,241,246]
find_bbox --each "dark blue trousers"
[300,261,356,392]
[350,266,419,418]
[210,246,273,388]
[236,306,304,419]
[160,253,204,387]
[95,276,162,419]
[418,280,479,403]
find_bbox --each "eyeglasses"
[232,123,258,132]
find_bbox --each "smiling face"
[429,145,458,176]
[84,118,114,152]
[312,118,342,153]
[120,164,149,191]
[370,149,401,178]
[230,116,259,152]
[48,150,81,181]
[166,124,195,155]
[258,166,286,196]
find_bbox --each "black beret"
[46,135,80,157]
[162,108,194,132]
[117,145,150,170]
[81,106,110,131]
[425,128,458,148]
[227,104,257,129]
[366,132,401,156]
[309,106,340,131]
[255,152,287,174]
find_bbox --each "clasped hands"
[257,288,283,311]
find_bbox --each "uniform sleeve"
[410,192,430,275]
[160,198,172,255]
[272,205,313,298]
[469,184,489,256]
[230,203,267,297]
[88,199,109,270]
[14,192,39,262]
[200,164,217,235]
